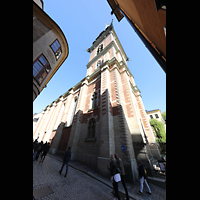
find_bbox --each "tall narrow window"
[164,26,166,37]
[92,92,98,109]
[50,39,62,60]
[87,118,96,138]
[33,54,51,85]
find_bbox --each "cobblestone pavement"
[33,155,166,200]
[33,155,117,200]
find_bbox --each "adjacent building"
[106,0,166,72]
[33,0,69,101]
[146,109,166,132]
[33,22,161,183]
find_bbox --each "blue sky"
[33,0,166,114]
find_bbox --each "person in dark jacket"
[107,155,121,200]
[59,147,71,177]
[36,141,44,160]
[138,161,151,194]
[33,140,39,161]
[39,142,50,163]
[115,153,129,200]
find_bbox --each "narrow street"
[33,155,118,200]
[33,155,166,200]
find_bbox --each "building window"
[150,115,153,119]
[92,92,98,109]
[33,54,51,85]
[164,26,166,37]
[88,92,98,112]
[87,118,96,138]
[155,114,159,119]
[50,39,62,60]
[97,59,104,68]
[97,44,103,55]
[97,60,101,68]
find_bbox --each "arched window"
[87,118,96,138]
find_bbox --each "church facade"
[33,22,160,183]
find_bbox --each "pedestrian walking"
[138,161,151,195]
[115,153,129,200]
[33,140,39,161]
[107,155,121,200]
[40,142,50,163]
[59,147,71,177]
[36,141,44,160]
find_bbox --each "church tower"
[34,21,160,183]
[66,21,159,183]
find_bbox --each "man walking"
[138,161,151,195]
[59,147,71,177]
[39,142,50,163]
[33,140,39,161]
[114,153,129,200]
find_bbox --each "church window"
[97,44,103,55]
[88,92,98,112]
[97,59,104,68]
[33,54,51,85]
[87,118,96,138]
[50,39,62,60]
[97,60,101,68]
[92,92,98,109]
